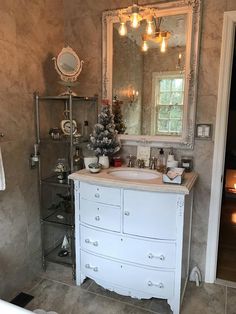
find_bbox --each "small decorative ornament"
[88,100,121,165]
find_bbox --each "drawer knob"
[85,264,98,272]
[95,216,100,221]
[124,211,130,216]
[148,281,164,288]
[85,239,99,247]
[148,253,165,261]
[95,193,100,198]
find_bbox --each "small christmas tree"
[88,100,121,156]
[113,97,126,134]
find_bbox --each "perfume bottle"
[73,147,84,171]
[83,120,89,141]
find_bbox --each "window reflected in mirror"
[152,72,184,136]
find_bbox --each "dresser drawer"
[124,190,178,240]
[81,225,176,269]
[80,199,121,232]
[80,182,121,205]
[81,250,174,299]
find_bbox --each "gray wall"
[0,0,65,300]
[63,0,236,278]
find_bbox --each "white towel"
[0,147,6,190]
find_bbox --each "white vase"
[99,155,109,169]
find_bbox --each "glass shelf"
[44,244,73,266]
[39,137,89,145]
[43,208,74,227]
[41,175,71,188]
[37,95,98,101]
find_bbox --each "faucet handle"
[127,154,136,167]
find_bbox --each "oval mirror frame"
[53,46,84,83]
[102,0,201,149]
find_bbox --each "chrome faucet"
[149,157,157,170]
[127,154,135,167]
[137,159,145,168]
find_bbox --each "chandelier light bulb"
[142,40,148,52]
[146,20,154,35]
[160,37,167,53]
[119,22,127,36]
[131,13,140,28]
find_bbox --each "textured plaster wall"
[0,0,65,300]
[64,0,236,279]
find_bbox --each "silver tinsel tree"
[88,102,121,156]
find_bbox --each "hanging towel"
[0,147,6,190]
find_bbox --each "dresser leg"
[167,297,180,314]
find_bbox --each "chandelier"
[118,2,171,53]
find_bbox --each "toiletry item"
[113,156,122,167]
[82,120,89,141]
[73,147,83,171]
[181,156,193,172]
[157,148,166,173]
[99,155,110,169]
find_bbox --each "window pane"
[170,106,183,119]
[160,79,171,91]
[169,119,182,133]
[170,92,183,105]
[172,79,183,91]
[157,120,169,133]
[159,92,171,105]
[158,106,170,119]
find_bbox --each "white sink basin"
[108,169,160,180]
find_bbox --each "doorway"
[216,31,236,282]
[205,12,236,283]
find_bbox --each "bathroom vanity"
[69,168,198,314]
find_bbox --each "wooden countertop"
[69,167,198,195]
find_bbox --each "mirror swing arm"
[102,0,201,149]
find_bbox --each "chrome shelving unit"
[35,92,98,279]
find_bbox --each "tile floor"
[23,263,236,314]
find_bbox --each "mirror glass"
[113,14,186,136]
[102,1,201,148]
[58,52,79,74]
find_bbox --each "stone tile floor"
[24,263,236,314]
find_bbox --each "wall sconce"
[176,53,182,69]
[129,89,139,104]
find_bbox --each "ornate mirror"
[53,46,84,83]
[102,0,201,148]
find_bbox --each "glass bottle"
[73,147,84,171]
[157,148,166,173]
[83,120,89,141]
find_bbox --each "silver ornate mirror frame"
[102,0,201,149]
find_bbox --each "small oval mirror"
[58,52,79,75]
[53,46,84,83]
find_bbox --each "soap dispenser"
[157,148,166,173]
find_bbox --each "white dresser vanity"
[69,168,198,314]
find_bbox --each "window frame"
[151,71,185,136]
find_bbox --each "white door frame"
[205,11,236,283]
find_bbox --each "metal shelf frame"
[35,91,98,280]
